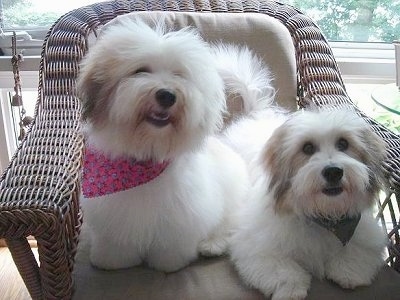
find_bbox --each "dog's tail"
[211,43,276,116]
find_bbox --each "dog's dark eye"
[302,142,315,155]
[173,71,184,78]
[336,138,349,151]
[133,67,151,75]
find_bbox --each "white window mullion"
[0,88,16,171]
[0,71,38,173]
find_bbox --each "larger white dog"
[77,19,249,272]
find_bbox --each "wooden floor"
[0,247,38,300]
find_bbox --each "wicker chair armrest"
[0,11,86,298]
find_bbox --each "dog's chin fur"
[228,108,388,299]
[78,20,249,272]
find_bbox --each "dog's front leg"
[198,217,232,257]
[233,254,311,300]
[146,236,200,272]
[89,233,142,270]
[325,214,386,289]
[325,242,384,289]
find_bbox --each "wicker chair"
[0,0,399,299]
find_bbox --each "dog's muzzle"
[146,89,176,127]
[322,165,344,196]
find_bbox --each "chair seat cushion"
[72,230,400,299]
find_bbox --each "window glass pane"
[283,0,399,43]
[1,0,399,43]
[0,0,108,55]
[1,0,108,29]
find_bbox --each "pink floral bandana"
[82,146,169,198]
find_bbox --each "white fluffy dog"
[77,19,249,272]
[228,105,388,299]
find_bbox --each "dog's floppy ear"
[77,55,117,126]
[77,63,102,122]
[359,125,387,194]
[262,122,293,213]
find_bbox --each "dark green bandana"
[310,214,361,246]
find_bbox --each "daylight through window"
[0,0,399,43]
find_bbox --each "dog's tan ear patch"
[362,128,386,164]
[77,71,102,121]
[262,124,292,214]
[223,92,245,127]
[360,126,387,195]
[77,57,117,126]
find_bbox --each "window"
[0,1,108,171]
[283,0,400,43]
[0,0,108,56]
[2,0,399,43]
[0,72,38,171]
[1,0,108,28]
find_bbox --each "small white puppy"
[77,19,248,272]
[229,107,388,299]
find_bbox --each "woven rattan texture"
[0,0,399,299]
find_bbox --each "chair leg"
[6,238,43,300]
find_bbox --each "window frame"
[0,70,38,171]
[331,42,396,84]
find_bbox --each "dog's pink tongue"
[147,111,171,127]
[152,111,169,120]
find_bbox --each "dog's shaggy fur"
[216,43,388,299]
[228,107,388,299]
[78,19,249,272]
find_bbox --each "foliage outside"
[284,0,399,42]
[2,0,58,28]
[372,102,400,133]
[2,0,400,42]
[374,112,400,133]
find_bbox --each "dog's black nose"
[155,89,176,108]
[322,165,343,183]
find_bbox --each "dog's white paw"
[147,246,198,272]
[326,270,373,289]
[90,250,142,270]
[88,236,142,270]
[198,237,228,257]
[147,258,189,273]
[270,278,309,300]
[272,290,307,300]
[326,259,373,289]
